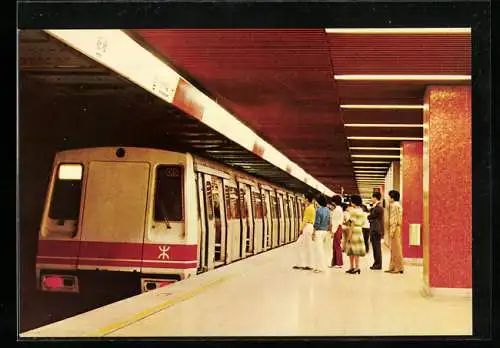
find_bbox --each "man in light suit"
[368,191,384,270]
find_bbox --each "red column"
[423,85,472,289]
[402,141,423,259]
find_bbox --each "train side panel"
[36,147,311,295]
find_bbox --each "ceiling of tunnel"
[19,28,471,196]
[134,28,470,195]
[18,29,317,194]
[134,29,353,192]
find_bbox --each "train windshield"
[49,163,83,221]
[154,165,183,222]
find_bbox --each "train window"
[224,185,232,220]
[262,194,268,218]
[226,186,240,220]
[271,196,279,219]
[49,163,83,220]
[154,165,183,222]
[205,180,214,220]
[239,189,248,219]
[252,192,263,219]
[278,197,284,218]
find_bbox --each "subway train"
[35,147,308,295]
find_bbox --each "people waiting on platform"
[329,195,344,268]
[368,192,384,270]
[361,204,370,254]
[386,190,404,274]
[293,192,315,271]
[345,195,367,274]
[312,194,330,273]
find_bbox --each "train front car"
[35,147,197,296]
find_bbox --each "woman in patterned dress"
[345,195,367,274]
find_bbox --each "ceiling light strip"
[45,29,334,197]
[357,178,385,180]
[355,172,386,179]
[353,166,389,169]
[348,136,423,141]
[345,124,423,128]
[325,28,471,34]
[340,104,424,110]
[335,74,471,81]
[355,171,387,173]
[350,147,401,151]
[352,154,401,158]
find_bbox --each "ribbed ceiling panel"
[136,29,352,193]
[133,29,471,195]
[327,33,471,75]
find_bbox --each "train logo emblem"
[158,245,170,260]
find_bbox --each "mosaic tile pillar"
[423,85,472,290]
[401,141,423,259]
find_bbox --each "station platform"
[21,243,472,337]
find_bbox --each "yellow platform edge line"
[86,274,233,337]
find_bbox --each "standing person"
[345,195,367,274]
[361,204,370,254]
[312,194,330,273]
[329,195,344,268]
[293,192,315,270]
[368,192,384,270]
[386,190,404,274]
[325,199,335,269]
[341,203,350,253]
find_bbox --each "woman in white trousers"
[293,192,316,270]
[312,194,331,273]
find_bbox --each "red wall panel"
[424,85,472,288]
[402,141,423,259]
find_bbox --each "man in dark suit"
[368,192,384,270]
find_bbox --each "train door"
[289,196,296,242]
[196,172,207,272]
[78,161,150,272]
[277,193,285,245]
[283,195,291,243]
[202,174,217,271]
[211,176,227,267]
[251,186,264,254]
[297,199,303,235]
[271,191,280,247]
[224,180,241,262]
[239,183,254,256]
[262,189,272,250]
[294,197,300,240]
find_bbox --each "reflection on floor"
[105,242,472,337]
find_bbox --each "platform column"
[422,85,472,295]
[401,141,423,263]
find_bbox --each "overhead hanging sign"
[46,30,180,103]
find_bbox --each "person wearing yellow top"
[293,192,316,270]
